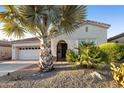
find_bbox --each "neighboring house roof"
[0,40,11,47]
[108,32,124,42]
[11,20,110,44]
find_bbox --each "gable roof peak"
[83,20,111,28]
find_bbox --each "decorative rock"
[90,71,103,80]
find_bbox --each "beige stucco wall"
[109,37,124,43]
[12,24,108,60]
[0,46,11,60]
[51,24,107,57]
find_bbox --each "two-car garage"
[12,37,41,60]
[18,47,40,60]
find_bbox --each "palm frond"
[3,5,16,12]
[0,5,87,39]
[58,5,87,34]
[19,6,45,26]
[0,5,19,23]
[18,5,46,36]
[2,21,25,38]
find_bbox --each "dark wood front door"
[57,41,67,61]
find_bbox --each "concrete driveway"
[0,60,38,77]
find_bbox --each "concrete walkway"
[0,60,38,64]
[0,61,38,77]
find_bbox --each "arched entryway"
[57,40,68,61]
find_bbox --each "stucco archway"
[57,40,68,61]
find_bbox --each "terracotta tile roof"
[108,32,124,41]
[83,20,111,28]
[0,40,11,47]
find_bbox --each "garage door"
[19,47,40,60]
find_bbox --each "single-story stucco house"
[0,40,11,60]
[11,20,110,61]
[108,32,124,43]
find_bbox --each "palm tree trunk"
[39,37,54,72]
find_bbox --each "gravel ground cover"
[0,62,121,88]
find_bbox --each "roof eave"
[108,33,124,41]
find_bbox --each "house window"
[78,40,86,45]
[89,39,97,44]
[35,47,37,49]
[78,39,97,46]
[85,27,88,32]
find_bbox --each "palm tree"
[0,5,87,72]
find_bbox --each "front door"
[57,41,67,61]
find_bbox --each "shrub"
[88,47,109,65]
[111,63,124,87]
[66,49,77,63]
[76,42,109,68]
[99,43,124,63]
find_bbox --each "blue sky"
[0,5,124,40]
[87,5,124,38]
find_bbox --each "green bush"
[89,47,109,65]
[66,49,77,63]
[99,43,124,63]
[76,42,109,68]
